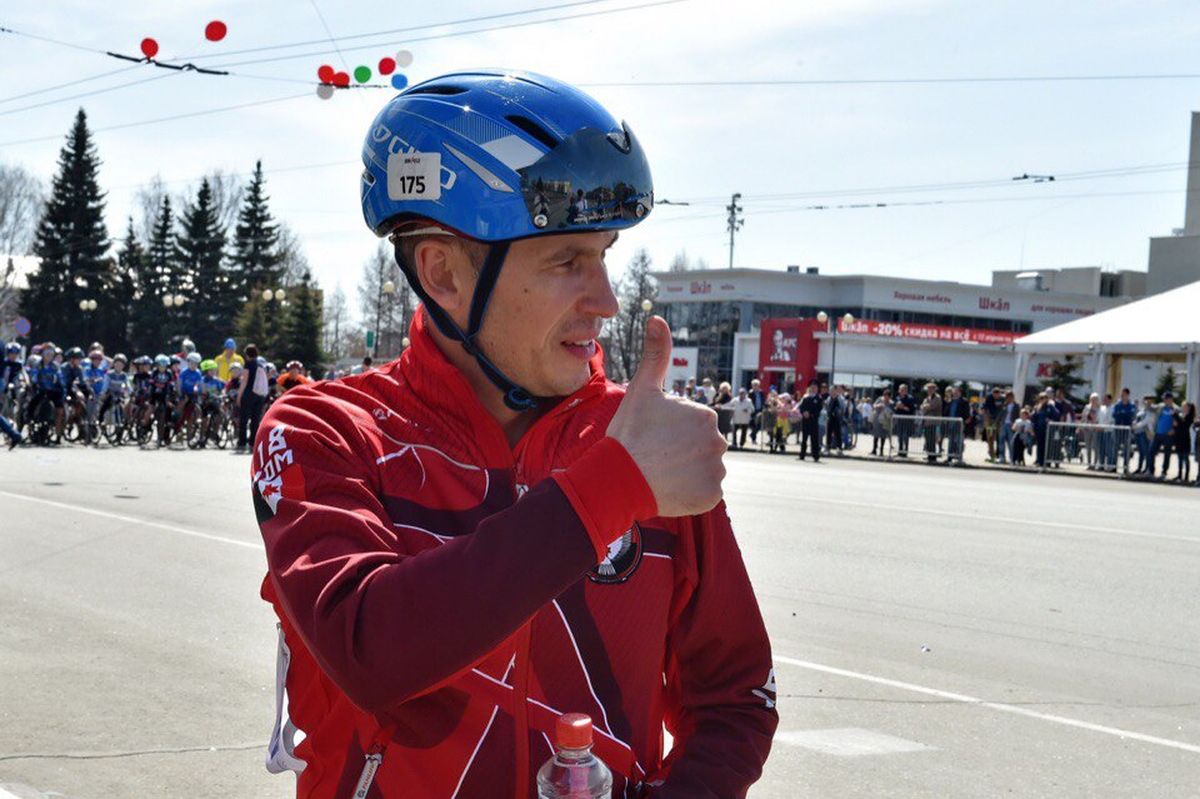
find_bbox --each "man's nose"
[581,265,620,319]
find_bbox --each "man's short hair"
[393,222,490,285]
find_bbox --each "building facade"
[653,267,1137,391]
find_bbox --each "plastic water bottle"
[536,713,613,799]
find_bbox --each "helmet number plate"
[387,151,442,201]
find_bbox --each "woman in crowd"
[1011,407,1034,466]
[871,389,893,456]
[712,381,733,407]
[1172,401,1195,482]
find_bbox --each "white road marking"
[0,788,24,799]
[0,490,260,551]
[775,727,933,756]
[735,489,1200,545]
[775,655,1200,754]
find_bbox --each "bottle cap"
[556,713,593,749]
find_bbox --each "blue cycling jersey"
[179,367,203,397]
[83,363,108,394]
[200,375,226,397]
[103,371,130,394]
[35,364,65,391]
[0,359,23,392]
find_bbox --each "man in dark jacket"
[798,380,823,461]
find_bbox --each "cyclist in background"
[98,353,130,422]
[177,352,204,431]
[276,361,310,393]
[148,354,177,445]
[83,349,109,428]
[29,353,66,441]
[1,342,26,417]
[197,359,226,447]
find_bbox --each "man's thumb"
[630,315,671,391]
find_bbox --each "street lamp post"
[378,279,396,358]
[817,311,855,386]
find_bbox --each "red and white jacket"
[252,309,777,798]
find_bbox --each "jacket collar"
[391,306,612,465]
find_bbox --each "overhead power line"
[0,91,311,148]
[175,0,626,60]
[579,73,1200,88]
[206,0,689,68]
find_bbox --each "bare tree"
[601,248,657,381]
[357,242,413,361]
[322,284,350,361]
[276,222,309,286]
[205,168,244,233]
[0,163,45,256]
[668,248,692,272]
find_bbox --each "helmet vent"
[505,115,558,149]
[407,85,469,96]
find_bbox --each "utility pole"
[726,192,744,269]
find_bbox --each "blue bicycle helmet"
[360,69,654,410]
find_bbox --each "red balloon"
[205,20,227,42]
[317,64,335,83]
[333,71,350,88]
[378,57,396,76]
[140,37,159,59]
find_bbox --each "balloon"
[378,57,396,76]
[333,71,350,88]
[140,38,159,59]
[391,74,408,90]
[205,20,227,41]
[316,84,334,100]
[396,50,413,68]
[354,65,372,83]
[317,64,335,83]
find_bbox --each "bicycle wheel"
[187,414,206,449]
[212,411,229,449]
[102,406,124,446]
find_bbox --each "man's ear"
[413,238,473,317]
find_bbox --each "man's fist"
[606,316,727,518]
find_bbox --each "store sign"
[666,346,699,389]
[838,318,1020,346]
[757,318,821,386]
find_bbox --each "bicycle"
[100,394,129,447]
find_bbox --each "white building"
[653,266,1139,392]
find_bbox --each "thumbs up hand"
[606,316,727,518]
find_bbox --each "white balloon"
[316,84,334,100]
[395,50,413,68]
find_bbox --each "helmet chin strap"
[392,239,539,412]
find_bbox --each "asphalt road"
[0,445,1197,798]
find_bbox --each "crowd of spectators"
[675,375,1200,483]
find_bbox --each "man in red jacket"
[253,70,776,798]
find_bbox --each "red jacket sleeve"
[253,394,654,715]
[650,503,778,798]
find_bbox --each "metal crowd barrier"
[887,415,965,464]
[1044,421,1132,475]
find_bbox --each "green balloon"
[354,65,372,83]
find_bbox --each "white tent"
[1013,280,1200,401]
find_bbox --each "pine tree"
[230,160,282,301]
[147,195,187,348]
[235,293,268,357]
[123,217,161,353]
[22,109,111,344]
[282,269,325,373]
[105,218,141,352]
[1040,354,1088,406]
[1154,365,1184,401]
[177,178,234,354]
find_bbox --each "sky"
[3,0,1200,319]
